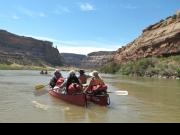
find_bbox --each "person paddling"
[60,70,82,94]
[78,69,91,85]
[84,70,107,94]
[49,69,63,88]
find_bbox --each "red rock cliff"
[0,30,63,66]
[114,12,180,63]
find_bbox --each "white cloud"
[120,4,137,9]
[58,45,114,55]
[12,15,20,20]
[18,7,34,17]
[80,3,95,11]
[39,12,47,17]
[17,6,47,18]
[30,36,119,55]
[55,40,119,55]
[52,5,71,15]
[0,13,20,20]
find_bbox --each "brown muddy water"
[0,70,179,123]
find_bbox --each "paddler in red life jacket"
[84,70,107,94]
[60,70,83,94]
[49,69,64,88]
[78,69,91,85]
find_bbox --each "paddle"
[34,84,59,96]
[35,84,49,90]
[108,90,128,96]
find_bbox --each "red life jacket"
[91,85,107,92]
[68,83,82,94]
[56,77,65,86]
[90,78,107,92]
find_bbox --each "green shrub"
[172,14,177,20]
[100,56,180,78]
[118,63,133,75]
[100,62,120,74]
[177,69,180,77]
[131,58,155,76]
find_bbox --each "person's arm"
[75,77,83,87]
[100,79,105,85]
[59,79,67,88]
[86,74,92,78]
[49,77,56,88]
[84,78,93,92]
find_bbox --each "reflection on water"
[32,101,48,110]
[33,89,49,96]
[87,106,109,123]
[0,70,180,123]
[63,106,86,123]
[110,75,180,122]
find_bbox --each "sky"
[0,0,179,55]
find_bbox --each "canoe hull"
[86,84,110,106]
[49,90,87,107]
[49,83,110,106]
[86,93,110,106]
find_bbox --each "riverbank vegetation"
[0,63,80,72]
[100,56,180,79]
[0,63,55,70]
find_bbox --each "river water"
[0,70,179,123]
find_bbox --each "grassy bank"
[100,56,180,79]
[0,63,82,72]
[0,63,55,70]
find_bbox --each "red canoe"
[86,92,110,106]
[49,90,110,107]
[49,90,87,107]
[49,84,110,107]
[86,84,110,106]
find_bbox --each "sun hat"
[69,70,76,76]
[55,69,60,73]
[79,69,85,74]
[89,70,99,77]
[54,69,61,77]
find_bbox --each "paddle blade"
[35,85,46,90]
[115,90,128,96]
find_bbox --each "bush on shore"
[100,56,180,79]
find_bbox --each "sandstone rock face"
[60,51,115,69]
[0,30,63,66]
[114,14,180,63]
[61,53,86,67]
[81,51,116,68]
